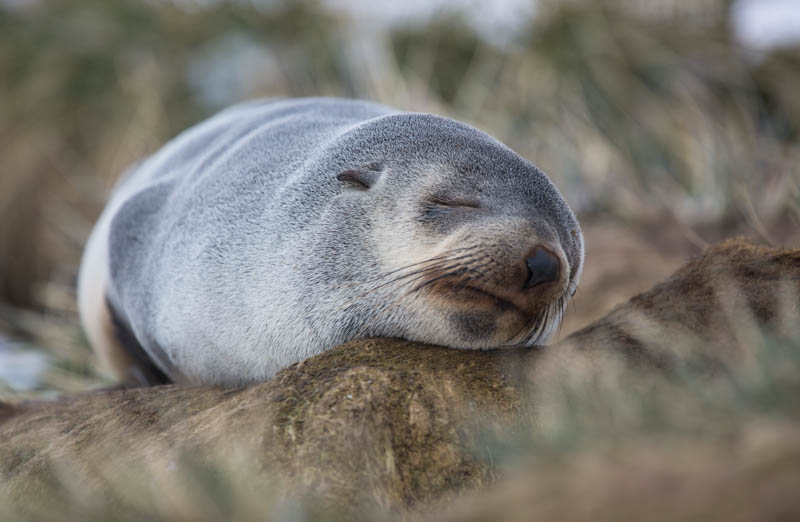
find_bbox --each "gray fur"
[86,98,584,386]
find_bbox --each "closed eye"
[428,198,480,209]
[419,198,481,222]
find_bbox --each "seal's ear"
[336,168,382,191]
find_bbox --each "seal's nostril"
[524,247,560,289]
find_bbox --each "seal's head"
[324,111,583,349]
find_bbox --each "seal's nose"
[523,247,561,289]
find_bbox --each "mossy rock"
[1,238,799,520]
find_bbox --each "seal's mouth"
[436,281,538,316]
[452,284,527,314]
[434,280,569,346]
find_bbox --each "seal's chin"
[500,303,564,347]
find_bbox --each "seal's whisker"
[407,268,471,295]
[382,252,491,288]
[537,304,551,343]
[542,304,554,343]
[344,258,464,302]
[431,268,494,301]
[554,294,567,341]
[508,307,543,347]
[569,286,579,314]
[366,251,489,291]
[397,262,467,291]
[346,265,474,339]
[335,248,485,295]
[507,312,533,345]
[368,247,480,282]
[404,259,494,296]
[368,254,486,289]
[337,254,489,310]
[356,256,487,330]
[448,265,493,293]
[539,299,561,344]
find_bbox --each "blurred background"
[1,0,799,398]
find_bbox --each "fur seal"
[77,98,584,386]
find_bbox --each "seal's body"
[78,98,584,387]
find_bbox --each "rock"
[1,238,798,520]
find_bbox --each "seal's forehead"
[417,147,559,202]
[355,112,502,154]
[360,114,535,173]
[346,110,579,221]
[339,111,526,175]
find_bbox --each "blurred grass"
[2,2,800,517]
[483,327,800,464]
[0,0,799,394]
